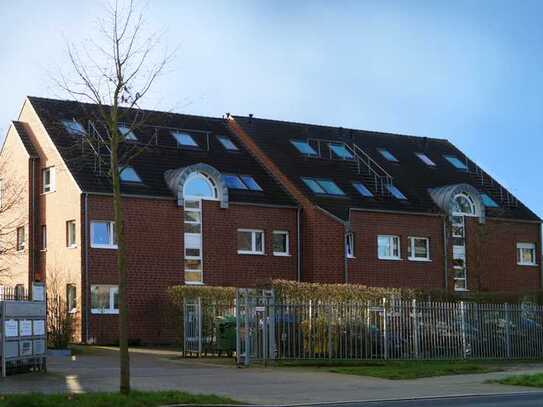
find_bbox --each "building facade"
[1,96,541,344]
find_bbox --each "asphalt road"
[321,393,543,407]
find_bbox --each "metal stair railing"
[469,162,518,208]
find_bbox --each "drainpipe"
[84,193,90,343]
[30,158,37,293]
[443,216,448,290]
[296,207,302,282]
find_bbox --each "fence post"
[460,301,467,359]
[244,293,251,366]
[197,297,202,357]
[235,290,241,365]
[412,299,419,360]
[328,304,333,360]
[383,298,388,360]
[505,303,511,359]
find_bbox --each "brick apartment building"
[1,96,541,343]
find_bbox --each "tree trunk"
[110,114,130,394]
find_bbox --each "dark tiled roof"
[12,121,38,157]
[234,115,540,222]
[27,97,295,207]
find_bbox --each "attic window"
[217,135,239,151]
[415,152,436,166]
[301,177,345,196]
[481,193,499,208]
[352,181,373,197]
[329,143,354,160]
[172,131,198,147]
[118,125,137,141]
[444,155,468,170]
[224,174,263,191]
[378,148,399,162]
[386,184,407,200]
[62,119,85,136]
[119,166,142,183]
[291,140,318,156]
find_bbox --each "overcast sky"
[1,0,542,217]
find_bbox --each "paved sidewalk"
[0,347,542,405]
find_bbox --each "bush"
[47,295,74,349]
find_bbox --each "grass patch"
[0,391,240,407]
[495,373,543,388]
[276,360,508,380]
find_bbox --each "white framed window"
[184,199,203,285]
[451,215,465,238]
[237,229,264,255]
[217,135,239,151]
[16,226,25,251]
[272,231,289,256]
[345,232,355,258]
[66,284,77,313]
[41,225,47,250]
[90,221,117,249]
[172,131,198,147]
[517,242,537,266]
[453,193,476,216]
[407,237,430,261]
[415,152,436,166]
[42,167,55,193]
[90,285,118,314]
[66,220,76,248]
[378,235,400,260]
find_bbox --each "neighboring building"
[0,96,541,344]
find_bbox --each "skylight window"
[223,174,263,191]
[352,181,374,197]
[301,177,345,196]
[120,166,142,183]
[291,140,318,156]
[329,143,354,160]
[378,148,399,162]
[118,125,137,141]
[481,193,499,208]
[415,152,436,166]
[386,184,407,200]
[240,176,263,191]
[217,135,239,151]
[62,119,85,136]
[444,155,468,170]
[172,131,198,147]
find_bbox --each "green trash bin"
[215,315,236,356]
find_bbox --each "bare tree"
[0,155,26,282]
[56,0,172,393]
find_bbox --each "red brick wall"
[85,195,298,344]
[464,218,541,292]
[302,207,346,283]
[347,211,445,288]
[202,201,298,286]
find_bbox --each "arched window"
[183,172,218,199]
[452,193,476,216]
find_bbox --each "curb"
[161,390,543,407]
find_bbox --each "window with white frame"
[517,242,537,266]
[345,232,355,258]
[66,284,77,313]
[451,215,465,238]
[272,231,289,256]
[407,237,430,261]
[378,235,400,260]
[66,220,76,247]
[91,221,117,249]
[42,167,55,193]
[184,199,203,284]
[237,229,264,255]
[16,226,25,251]
[90,285,118,314]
